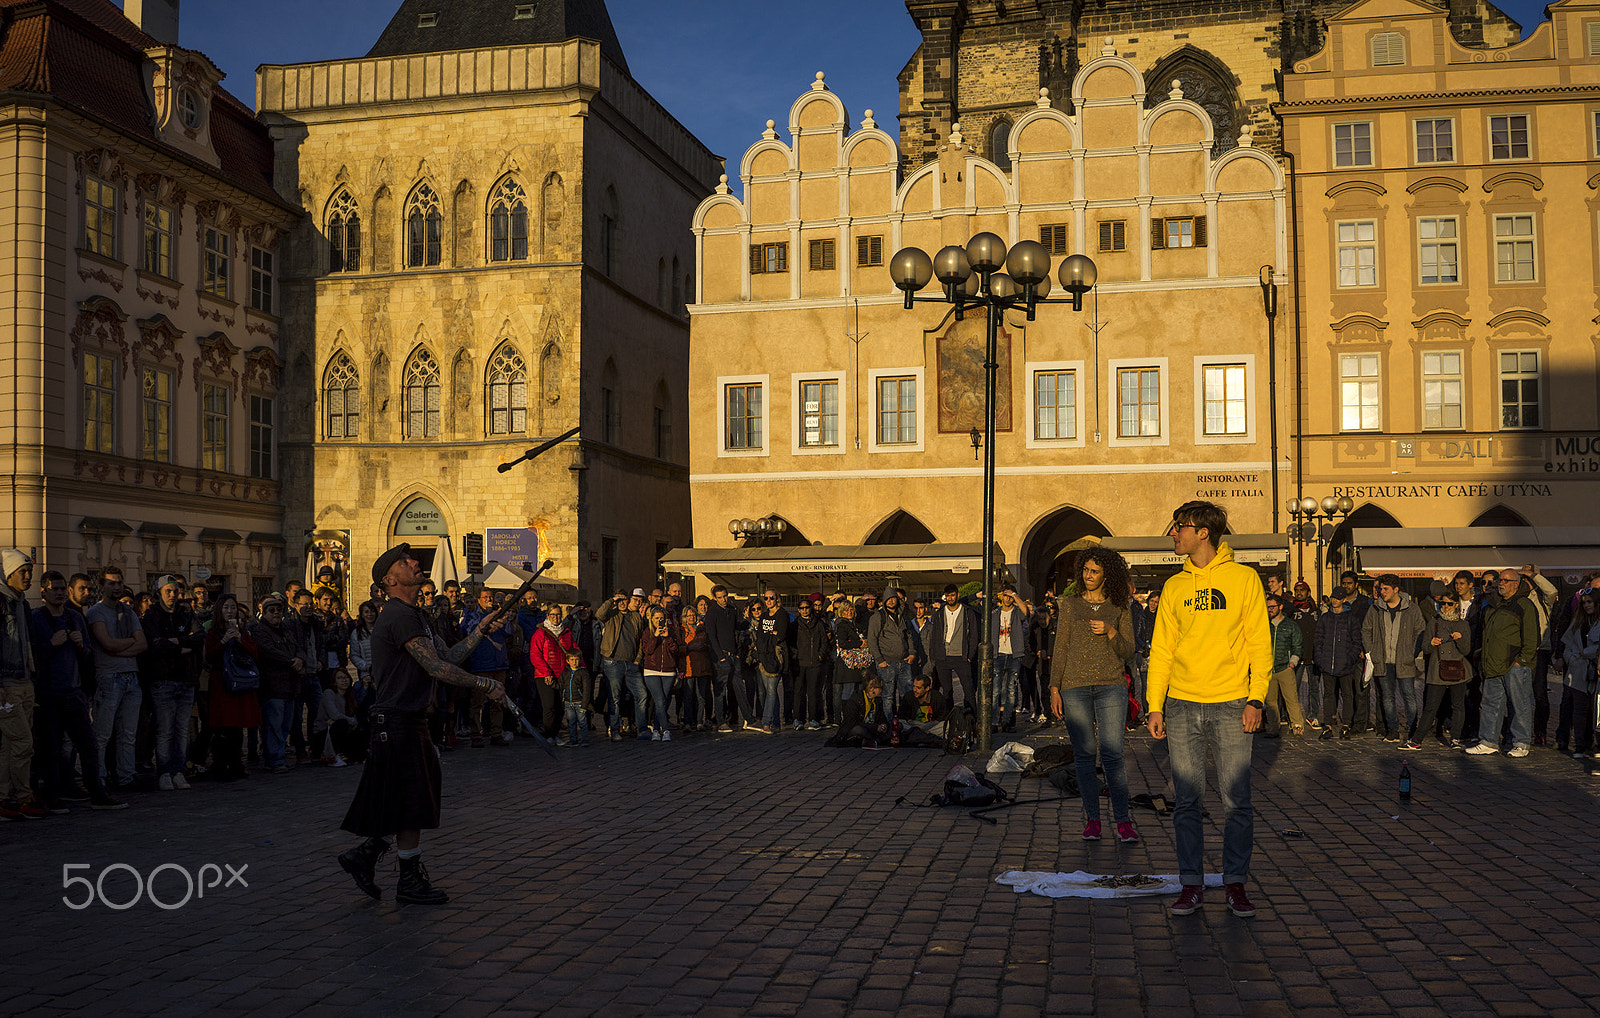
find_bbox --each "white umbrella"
[432,535,460,586]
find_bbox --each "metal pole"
[977,297,999,754]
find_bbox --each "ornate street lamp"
[1286,495,1354,603]
[891,234,1096,754]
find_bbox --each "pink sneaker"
[1116,821,1139,844]
[1171,885,1203,916]
[1081,819,1102,841]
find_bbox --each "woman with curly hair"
[1049,545,1139,843]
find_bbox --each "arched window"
[405,183,443,268]
[404,349,441,438]
[488,177,528,262]
[653,379,671,459]
[990,120,1012,171]
[324,351,360,439]
[327,189,360,272]
[486,346,528,435]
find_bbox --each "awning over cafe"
[658,543,999,595]
[1098,533,1290,568]
[1353,527,1600,579]
[474,560,585,602]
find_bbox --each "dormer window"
[1371,32,1406,67]
[514,4,535,18]
[178,88,203,130]
[418,12,437,27]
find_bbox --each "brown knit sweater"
[1048,596,1135,691]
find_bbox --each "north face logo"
[1185,589,1227,611]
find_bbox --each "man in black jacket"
[702,585,754,730]
[921,584,980,707]
[140,576,203,790]
[1314,589,1366,740]
[792,597,831,730]
[249,593,310,773]
[750,590,789,733]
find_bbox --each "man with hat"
[1,549,44,818]
[338,543,506,905]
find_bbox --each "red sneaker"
[1171,885,1203,916]
[10,798,48,820]
[1224,882,1256,917]
[1116,821,1140,844]
[1081,819,1102,841]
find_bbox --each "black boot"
[396,855,449,905]
[1319,725,1335,741]
[338,837,390,900]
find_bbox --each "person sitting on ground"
[827,674,892,747]
[897,674,948,747]
[315,671,363,767]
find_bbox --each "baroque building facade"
[684,57,1286,596]
[0,0,298,595]
[258,0,720,599]
[1279,0,1600,581]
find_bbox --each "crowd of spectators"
[2,543,1594,822]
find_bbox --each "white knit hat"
[1,548,31,580]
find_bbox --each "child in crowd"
[558,649,593,747]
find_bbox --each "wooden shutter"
[1150,218,1166,250]
[870,235,882,264]
[1099,221,1112,252]
[750,244,763,274]
[1099,221,1124,253]
[1194,215,1208,248]
[776,243,787,271]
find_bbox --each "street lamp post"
[1286,495,1353,603]
[729,516,788,594]
[890,234,1096,754]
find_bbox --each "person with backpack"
[1049,547,1138,844]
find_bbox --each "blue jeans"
[877,659,914,719]
[642,672,673,733]
[1165,696,1254,886]
[713,654,754,725]
[1376,664,1418,738]
[1479,664,1532,749]
[151,680,195,776]
[758,668,782,727]
[993,654,1021,727]
[1058,684,1130,822]
[564,702,589,744]
[600,657,646,735]
[91,672,141,785]
[1129,655,1149,708]
[261,697,294,768]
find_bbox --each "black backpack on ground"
[944,704,976,755]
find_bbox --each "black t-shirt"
[372,597,443,713]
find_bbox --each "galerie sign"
[394,497,448,536]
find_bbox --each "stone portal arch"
[863,509,937,546]
[1143,45,1242,158]
[1328,503,1402,575]
[1019,505,1113,599]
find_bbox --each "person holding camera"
[638,605,681,740]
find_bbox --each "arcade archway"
[1019,505,1113,598]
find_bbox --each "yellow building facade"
[1280,0,1600,581]
[686,53,1288,596]
[258,10,719,599]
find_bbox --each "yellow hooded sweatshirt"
[1146,542,1274,713]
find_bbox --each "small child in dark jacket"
[557,649,593,747]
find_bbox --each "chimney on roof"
[125,0,180,43]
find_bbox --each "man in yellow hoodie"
[1146,500,1273,919]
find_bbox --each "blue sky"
[157,0,1552,180]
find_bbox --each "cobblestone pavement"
[3,718,1598,1018]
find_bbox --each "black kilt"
[341,711,441,837]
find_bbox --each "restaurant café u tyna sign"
[394,497,448,536]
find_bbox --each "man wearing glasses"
[1466,570,1540,757]
[1146,501,1273,919]
[750,590,789,734]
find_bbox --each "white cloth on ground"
[995,870,1225,899]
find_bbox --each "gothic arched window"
[488,177,528,262]
[327,189,360,272]
[404,349,441,438]
[486,345,528,435]
[324,351,360,439]
[990,120,1012,171]
[405,183,443,268]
